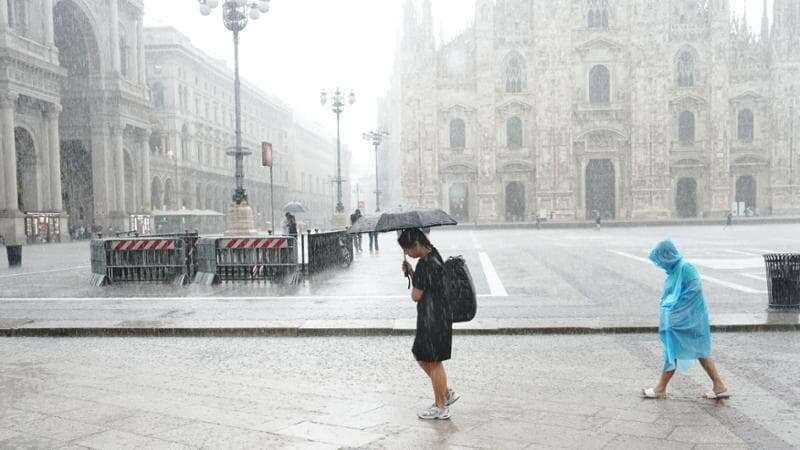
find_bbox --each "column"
[109,0,121,73]
[111,124,125,213]
[137,14,146,84]
[47,104,63,210]
[43,0,54,45]
[0,0,8,32]
[39,106,52,211]
[141,130,152,211]
[1,93,18,211]
[90,121,111,228]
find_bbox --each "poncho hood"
[649,239,683,274]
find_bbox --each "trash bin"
[763,254,800,310]
[6,245,22,267]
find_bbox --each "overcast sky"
[142,1,770,178]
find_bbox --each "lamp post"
[198,0,271,235]
[362,130,389,212]
[320,87,355,214]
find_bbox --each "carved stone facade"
[384,0,800,223]
[0,0,150,242]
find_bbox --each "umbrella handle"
[402,253,411,289]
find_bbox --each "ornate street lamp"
[198,0,271,235]
[362,130,389,212]
[320,87,355,214]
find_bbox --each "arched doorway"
[505,182,525,222]
[735,175,757,213]
[151,178,163,210]
[676,177,698,218]
[449,183,469,221]
[585,159,615,219]
[62,140,93,227]
[54,0,102,223]
[15,127,38,212]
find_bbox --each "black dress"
[411,249,452,362]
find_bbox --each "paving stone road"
[2,224,799,327]
[1,332,798,449]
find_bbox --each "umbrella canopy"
[347,214,380,234]
[283,201,306,214]
[374,208,457,233]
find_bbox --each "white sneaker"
[418,405,451,420]
[445,388,460,406]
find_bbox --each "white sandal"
[704,390,731,399]
[641,388,667,399]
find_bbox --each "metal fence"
[194,236,298,285]
[305,230,353,275]
[90,233,199,286]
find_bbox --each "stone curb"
[0,322,797,337]
[455,216,800,230]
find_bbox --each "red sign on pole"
[262,142,273,167]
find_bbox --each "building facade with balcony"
[145,27,349,231]
[386,0,800,223]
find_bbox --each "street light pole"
[321,88,355,215]
[362,130,389,212]
[198,0,271,234]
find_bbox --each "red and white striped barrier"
[111,239,176,251]
[221,238,288,250]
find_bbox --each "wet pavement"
[0,332,798,449]
[1,224,798,328]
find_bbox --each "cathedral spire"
[761,0,770,43]
[740,1,749,37]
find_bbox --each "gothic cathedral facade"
[386,0,800,223]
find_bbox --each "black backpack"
[442,256,477,322]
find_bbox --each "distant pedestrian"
[642,239,729,400]
[368,231,379,253]
[350,209,363,253]
[285,213,298,237]
[594,210,602,229]
[724,211,733,229]
[399,228,459,420]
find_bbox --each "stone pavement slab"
[0,332,797,448]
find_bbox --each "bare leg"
[698,358,727,393]
[654,371,675,394]
[427,362,448,408]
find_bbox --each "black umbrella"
[347,214,380,234]
[374,208,457,233]
[283,201,306,214]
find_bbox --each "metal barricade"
[90,239,108,286]
[193,236,298,285]
[103,237,189,285]
[306,230,353,275]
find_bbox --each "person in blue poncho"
[642,239,730,400]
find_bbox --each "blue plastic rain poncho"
[649,239,711,373]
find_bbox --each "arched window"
[505,54,526,93]
[679,111,695,144]
[738,109,754,142]
[589,65,610,105]
[676,50,695,87]
[507,117,523,148]
[587,0,609,30]
[152,82,165,109]
[180,124,190,160]
[450,118,466,149]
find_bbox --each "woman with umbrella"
[399,227,459,420]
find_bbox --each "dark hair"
[397,228,432,250]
